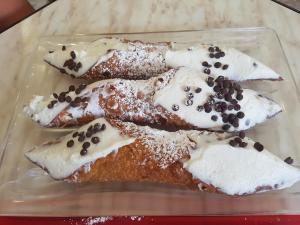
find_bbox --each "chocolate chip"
[254,142,264,152]
[91,136,100,144]
[220,52,225,57]
[228,105,234,110]
[234,104,241,111]
[74,97,81,103]
[70,51,76,59]
[185,99,193,106]
[208,47,214,52]
[215,46,221,52]
[237,111,245,119]
[172,104,179,111]
[82,142,90,149]
[234,137,242,144]
[211,115,218,121]
[222,64,229,70]
[75,88,81,95]
[222,114,229,123]
[214,62,222,68]
[70,101,77,107]
[202,61,209,67]
[184,86,190,92]
[58,95,65,102]
[215,76,225,82]
[195,87,202,93]
[47,103,53,109]
[203,68,211,74]
[103,70,111,77]
[101,124,106,131]
[53,93,58,98]
[62,45,66,51]
[76,62,82,69]
[65,96,72,103]
[238,131,245,139]
[80,149,88,156]
[67,140,74,147]
[204,103,212,113]
[51,100,57,106]
[207,77,214,87]
[209,53,214,58]
[232,119,239,128]
[69,85,75,92]
[229,140,237,147]
[284,157,294,165]
[239,142,247,148]
[72,132,78,138]
[253,62,257,67]
[78,135,85,142]
[214,103,222,112]
[216,92,224,99]
[236,94,243,101]
[225,93,232,102]
[86,131,92,138]
[230,99,238,105]
[187,93,194,99]
[93,123,101,132]
[213,85,221,92]
[228,114,236,123]
[196,105,203,112]
[48,50,54,53]
[87,125,93,132]
[215,52,221,59]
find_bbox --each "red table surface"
[0,216,300,225]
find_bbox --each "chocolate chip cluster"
[59,48,82,76]
[66,122,106,156]
[228,132,266,152]
[228,132,265,151]
[171,75,246,131]
[48,84,87,109]
[208,46,225,59]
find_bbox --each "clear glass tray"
[1,28,300,216]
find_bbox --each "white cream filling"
[184,136,300,195]
[25,118,135,179]
[44,38,128,77]
[165,45,280,80]
[23,81,105,126]
[45,38,280,81]
[23,95,69,126]
[153,67,282,131]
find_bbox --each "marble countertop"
[0,0,299,142]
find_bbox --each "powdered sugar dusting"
[119,121,196,168]
[86,216,113,225]
[130,216,144,221]
[93,40,169,79]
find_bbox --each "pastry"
[44,37,282,81]
[25,118,300,196]
[24,67,282,132]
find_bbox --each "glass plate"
[1,28,300,216]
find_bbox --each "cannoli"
[44,37,282,81]
[24,67,282,132]
[25,118,300,195]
